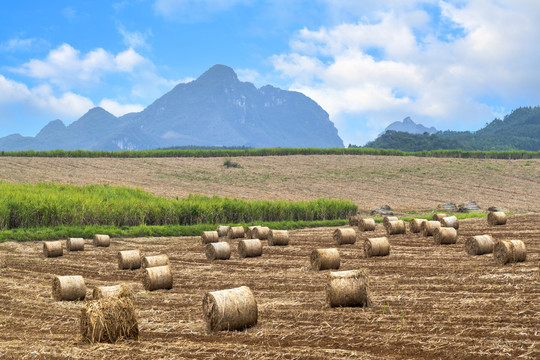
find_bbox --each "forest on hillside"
[362,107,540,151]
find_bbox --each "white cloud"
[272,0,540,145]
[118,26,152,49]
[99,99,144,116]
[0,37,48,53]
[62,7,77,22]
[0,74,93,122]
[154,0,252,21]
[12,44,149,89]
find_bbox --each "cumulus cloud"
[0,74,94,124]
[12,44,149,89]
[99,99,144,116]
[271,0,540,145]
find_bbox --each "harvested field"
[0,215,538,359]
[0,155,539,211]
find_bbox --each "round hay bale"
[434,227,458,245]
[326,270,371,308]
[441,216,459,229]
[206,242,231,261]
[202,286,258,331]
[252,226,270,240]
[333,228,356,245]
[238,239,263,258]
[348,215,359,227]
[359,218,376,232]
[67,238,84,252]
[43,240,63,258]
[92,284,133,300]
[433,213,447,221]
[268,230,289,246]
[422,220,441,237]
[310,248,340,271]
[364,237,390,257]
[201,231,219,244]
[80,293,138,343]
[245,226,259,239]
[465,235,494,255]
[494,240,526,265]
[217,225,230,237]
[52,275,86,301]
[488,211,507,226]
[383,216,398,229]
[386,220,406,235]
[142,254,169,269]
[409,219,427,233]
[228,226,245,239]
[93,234,110,247]
[117,250,141,270]
[142,265,173,291]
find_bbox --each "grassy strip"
[1,148,539,159]
[0,212,498,242]
[0,219,349,242]
[399,212,489,222]
[0,182,357,230]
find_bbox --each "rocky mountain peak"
[385,117,437,134]
[0,64,344,150]
[195,64,239,85]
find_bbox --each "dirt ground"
[0,155,539,211]
[0,215,538,359]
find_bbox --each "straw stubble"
[80,294,138,343]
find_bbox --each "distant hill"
[364,107,540,151]
[0,64,344,151]
[385,117,437,134]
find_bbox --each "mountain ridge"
[384,117,437,134]
[0,64,344,151]
[363,106,540,151]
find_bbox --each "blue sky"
[1,0,539,146]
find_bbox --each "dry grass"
[0,215,539,358]
[0,155,539,211]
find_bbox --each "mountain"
[363,107,540,151]
[384,117,437,134]
[0,64,344,151]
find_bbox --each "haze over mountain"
[0,65,344,151]
[384,117,437,135]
